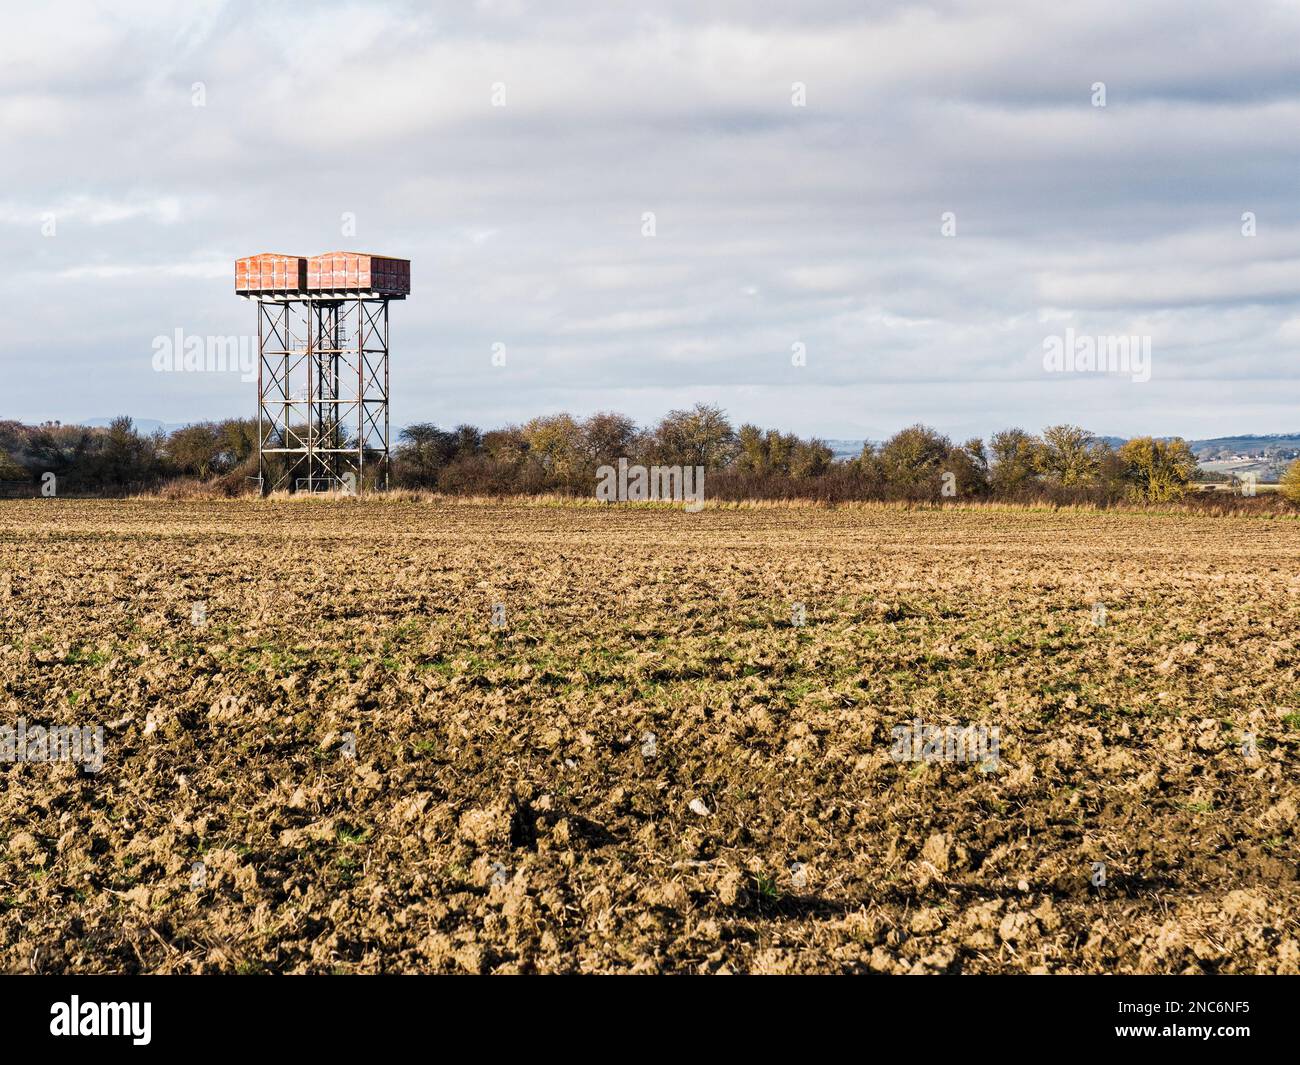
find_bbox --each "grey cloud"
[2,0,1299,440]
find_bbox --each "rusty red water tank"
[308,252,410,295]
[235,253,308,292]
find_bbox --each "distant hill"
[823,438,869,462]
[1184,433,1300,458]
[825,432,1299,454]
[1187,434,1300,484]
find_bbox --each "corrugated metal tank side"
[307,252,411,294]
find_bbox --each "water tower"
[235,251,410,492]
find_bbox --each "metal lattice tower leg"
[256,295,390,493]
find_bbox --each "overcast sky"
[3,0,1300,441]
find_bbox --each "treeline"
[1,405,1293,504]
[0,417,257,494]
[390,410,1209,504]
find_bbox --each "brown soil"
[0,498,1296,973]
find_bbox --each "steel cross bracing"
[254,295,390,493]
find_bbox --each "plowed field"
[1,499,1297,973]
